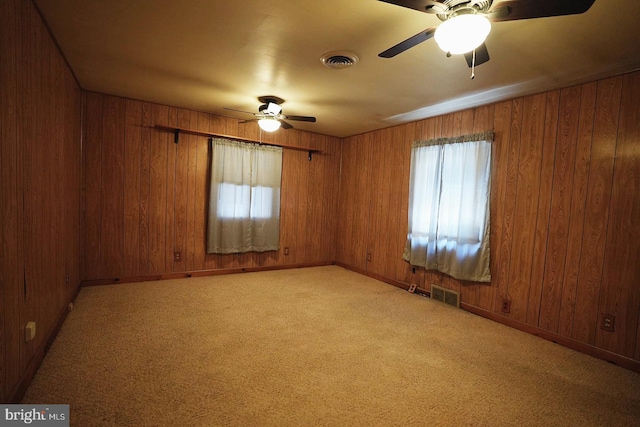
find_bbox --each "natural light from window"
[216,183,275,219]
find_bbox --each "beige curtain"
[403,132,492,282]
[207,138,283,254]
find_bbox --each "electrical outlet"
[284,247,289,256]
[174,251,182,262]
[367,253,372,262]
[601,313,615,332]
[25,322,36,342]
[408,284,417,294]
[501,299,511,314]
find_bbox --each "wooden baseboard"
[8,285,81,403]
[81,261,335,287]
[460,303,640,373]
[335,262,640,373]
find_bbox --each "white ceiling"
[35,0,640,138]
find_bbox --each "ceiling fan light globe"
[258,118,281,132]
[434,14,491,55]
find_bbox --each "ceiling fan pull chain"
[470,48,476,80]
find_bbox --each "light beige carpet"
[23,266,640,426]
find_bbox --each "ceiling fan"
[378,0,596,69]
[224,96,317,132]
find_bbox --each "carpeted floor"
[23,266,640,426]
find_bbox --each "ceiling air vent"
[320,51,359,69]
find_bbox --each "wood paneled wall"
[1,0,82,401]
[81,93,341,282]
[337,71,640,364]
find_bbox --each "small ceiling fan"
[224,96,317,132]
[378,0,596,69]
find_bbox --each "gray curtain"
[207,138,283,254]
[403,132,492,282]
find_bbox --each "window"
[403,132,492,282]
[207,138,283,254]
[216,184,275,219]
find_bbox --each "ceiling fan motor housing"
[434,0,493,20]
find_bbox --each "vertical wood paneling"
[526,90,559,326]
[193,113,210,270]
[495,98,522,314]
[2,0,82,401]
[63,61,82,299]
[148,105,169,274]
[293,133,310,264]
[83,95,340,279]
[123,99,142,277]
[101,96,125,277]
[86,96,106,278]
[319,134,340,263]
[0,0,8,396]
[386,125,411,281]
[173,108,191,271]
[306,134,325,263]
[80,72,640,364]
[506,93,547,322]
[138,102,152,275]
[572,78,620,343]
[538,86,582,332]
[596,72,640,357]
[488,101,512,313]
[279,144,298,263]
[336,133,372,270]
[164,107,177,271]
[1,0,22,399]
[558,82,596,339]
[366,127,394,278]
[184,112,203,271]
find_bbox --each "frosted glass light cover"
[258,118,281,132]
[434,15,491,55]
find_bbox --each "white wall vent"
[430,284,460,308]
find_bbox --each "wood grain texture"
[572,78,620,343]
[336,133,372,270]
[101,96,126,278]
[173,108,190,271]
[336,71,640,364]
[82,93,104,279]
[138,102,152,275]
[1,0,22,399]
[82,94,340,279]
[526,90,559,326]
[124,99,142,277]
[506,93,547,322]
[496,98,522,315]
[2,0,82,401]
[538,86,581,333]
[148,104,169,274]
[558,82,596,340]
[487,101,512,313]
[596,72,640,357]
